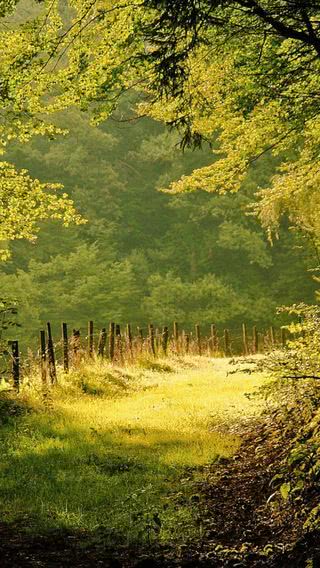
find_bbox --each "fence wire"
[2,321,290,389]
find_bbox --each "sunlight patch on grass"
[0,357,267,544]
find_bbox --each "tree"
[1,106,316,348]
[138,1,320,243]
[0,162,83,259]
[1,1,319,249]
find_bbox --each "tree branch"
[282,375,320,380]
[238,0,320,56]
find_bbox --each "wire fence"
[3,320,289,391]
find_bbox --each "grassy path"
[0,358,266,546]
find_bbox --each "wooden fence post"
[210,324,217,355]
[242,323,248,355]
[126,324,133,358]
[109,322,115,361]
[252,326,259,354]
[195,324,201,355]
[11,340,20,391]
[162,326,169,355]
[155,328,160,352]
[149,324,156,356]
[71,329,81,364]
[182,330,190,355]
[269,326,275,347]
[137,327,144,353]
[47,322,57,385]
[88,320,94,357]
[40,330,47,385]
[97,328,107,357]
[62,322,69,373]
[224,329,231,357]
[173,321,179,352]
[115,324,123,361]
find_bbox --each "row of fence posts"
[7,321,288,391]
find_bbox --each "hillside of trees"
[0,101,317,347]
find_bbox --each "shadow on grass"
[0,519,146,568]
[0,391,31,425]
[0,394,237,553]
[64,369,136,398]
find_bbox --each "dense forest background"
[0,97,317,348]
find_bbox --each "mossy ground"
[0,356,267,546]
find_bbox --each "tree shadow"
[0,394,237,565]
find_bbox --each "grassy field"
[0,357,267,546]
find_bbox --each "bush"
[256,303,320,382]
[253,304,320,536]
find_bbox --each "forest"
[1,101,317,348]
[0,1,320,567]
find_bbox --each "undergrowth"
[199,305,320,567]
[266,379,320,537]
[251,304,320,537]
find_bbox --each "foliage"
[0,162,83,259]
[138,1,320,244]
[0,1,316,345]
[0,1,319,248]
[0,108,316,346]
[0,298,18,378]
[243,302,320,535]
[0,297,18,342]
[143,272,245,324]
[268,380,320,537]
[258,303,320,381]
[0,298,18,380]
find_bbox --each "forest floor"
[0,357,319,567]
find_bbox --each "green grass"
[0,356,267,545]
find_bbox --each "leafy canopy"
[139,0,320,243]
[1,0,320,250]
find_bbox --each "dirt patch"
[174,417,320,567]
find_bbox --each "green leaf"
[280,482,291,500]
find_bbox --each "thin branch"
[282,375,320,380]
[238,0,320,56]
[257,30,267,63]
[35,0,56,39]
[109,112,148,123]
[248,108,320,165]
